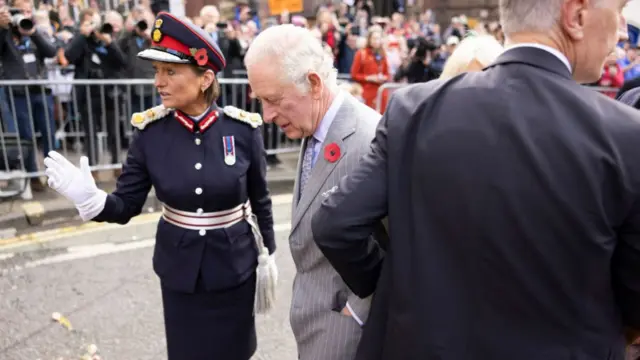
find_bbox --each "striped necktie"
[299,137,318,198]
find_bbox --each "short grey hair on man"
[499,0,564,35]
[500,0,609,35]
[244,24,338,93]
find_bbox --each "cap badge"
[152,29,162,42]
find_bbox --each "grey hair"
[104,10,124,28]
[199,5,219,18]
[499,0,563,35]
[500,0,608,35]
[244,24,338,93]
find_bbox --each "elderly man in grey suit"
[244,24,386,360]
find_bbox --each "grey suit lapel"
[291,96,357,233]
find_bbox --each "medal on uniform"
[223,136,236,166]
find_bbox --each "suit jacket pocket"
[332,290,350,312]
[224,219,251,244]
[153,219,188,276]
[222,221,258,275]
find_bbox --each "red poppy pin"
[324,142,341,163]
[190,48,209,67]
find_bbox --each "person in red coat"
[350,30,390,113]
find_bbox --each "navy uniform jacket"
[93,104,275,293]
[312,47,640,359]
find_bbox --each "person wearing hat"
[42,12,277,360]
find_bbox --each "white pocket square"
[322,185,338,198]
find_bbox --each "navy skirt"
[161,272,257,360]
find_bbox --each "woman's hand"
[44,151,107,221]
[0,8,11,29]
[365,74,379,83]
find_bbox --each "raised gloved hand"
[44,151,107,221]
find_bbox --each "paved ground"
[0,194,297,360]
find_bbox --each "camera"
[216,21,227,30]
[407,37,436,62]
[136,20,148,31]
[100,22,113,34]
[9,8,34,31]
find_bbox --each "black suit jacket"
[618,87,640,109]
[616,76,640,99]
[311,47,640,360]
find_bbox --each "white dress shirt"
[505,43,573,74]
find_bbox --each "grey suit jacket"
[289,92,382,360]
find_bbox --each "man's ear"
[561,0,588,41]
[308,72,324,99]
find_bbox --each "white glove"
[44,151,107,221]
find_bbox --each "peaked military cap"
[137,12,226,73]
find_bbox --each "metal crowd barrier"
[0,77,625,189]
[0,78,301,183]
[374,83,622,113]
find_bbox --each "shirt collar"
[313,90,345,144]
[190,106,211,122]
[505,43,572,74]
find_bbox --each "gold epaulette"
[222,105,263,128]
[131,104,172,130]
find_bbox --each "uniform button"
[195,187,202,195]
[199,229,206,236]
[195,138,201,145]
[196,208,203,214]
[195,163,202,170]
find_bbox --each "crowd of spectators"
[0,0,638,193]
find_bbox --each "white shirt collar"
[190,107,210,122]
[313,90,345,144]
[506,43,572,74]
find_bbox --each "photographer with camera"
[393,37,439,83]
[64,8,126,168]
[204,20,242,80]
[0,0,59,191]
[118,7,156,114]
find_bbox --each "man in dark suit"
[617,75,640,101]
[619,86,640,108]
[311,0,640,359]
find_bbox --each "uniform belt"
[162,200,251,230]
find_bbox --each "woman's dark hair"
[191,66,220,105]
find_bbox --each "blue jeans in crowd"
[0,88,14,131]
[3,93,56,172]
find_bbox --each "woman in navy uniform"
[42,12,277,360]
